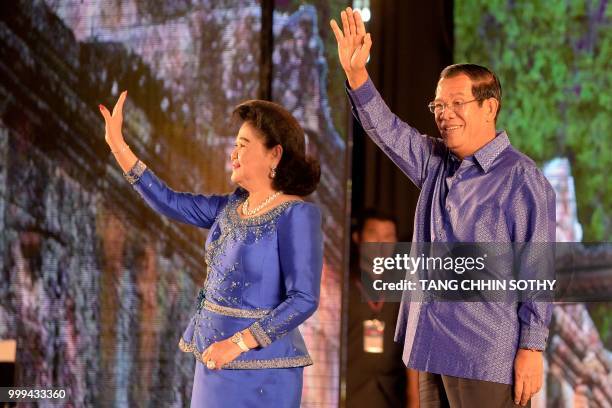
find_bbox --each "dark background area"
[350,0,453,241]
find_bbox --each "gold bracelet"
[111,144,130,154]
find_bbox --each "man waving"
[331,8,555,408]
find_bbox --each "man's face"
[434,74,490,156]
[357,219,397,244]
[355,219,398,271]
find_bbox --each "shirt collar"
[472,130,510,173]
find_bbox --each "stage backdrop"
[456,1,611,407]
[0,0,350,406]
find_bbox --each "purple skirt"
[190,361,303,407]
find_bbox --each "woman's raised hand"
[99,90,139,173]
[99,90,127,151]
[330,7,372,89]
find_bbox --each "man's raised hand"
[330,7,371,89]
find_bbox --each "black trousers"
[419,372,530,408]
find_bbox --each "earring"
[270,167,277,179]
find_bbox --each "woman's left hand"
[202,339,243,370]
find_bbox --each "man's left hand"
[514,348,543,406]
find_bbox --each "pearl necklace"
[242,191,283,216]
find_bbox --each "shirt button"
[446,206,451,212]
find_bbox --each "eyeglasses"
[427,99,479,115]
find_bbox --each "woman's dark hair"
[440,63,502,121]
[232,100,320,196]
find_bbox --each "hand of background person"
[514,349,543,406]
[99,90,127,151]
[202,338,243,370]
[330,7,372,89]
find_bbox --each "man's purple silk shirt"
[347,78,556,384]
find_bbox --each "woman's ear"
[273,144,283,162]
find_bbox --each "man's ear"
[486,98,499,122]
[352,231,360,245]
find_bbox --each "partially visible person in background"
[346,209,419,408]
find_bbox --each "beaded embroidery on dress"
[123,163,322,371]
[178,190,315,369]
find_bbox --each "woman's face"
[230,122,281,190]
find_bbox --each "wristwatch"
[230,331,250,352]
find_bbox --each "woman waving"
[99,93,323,407]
